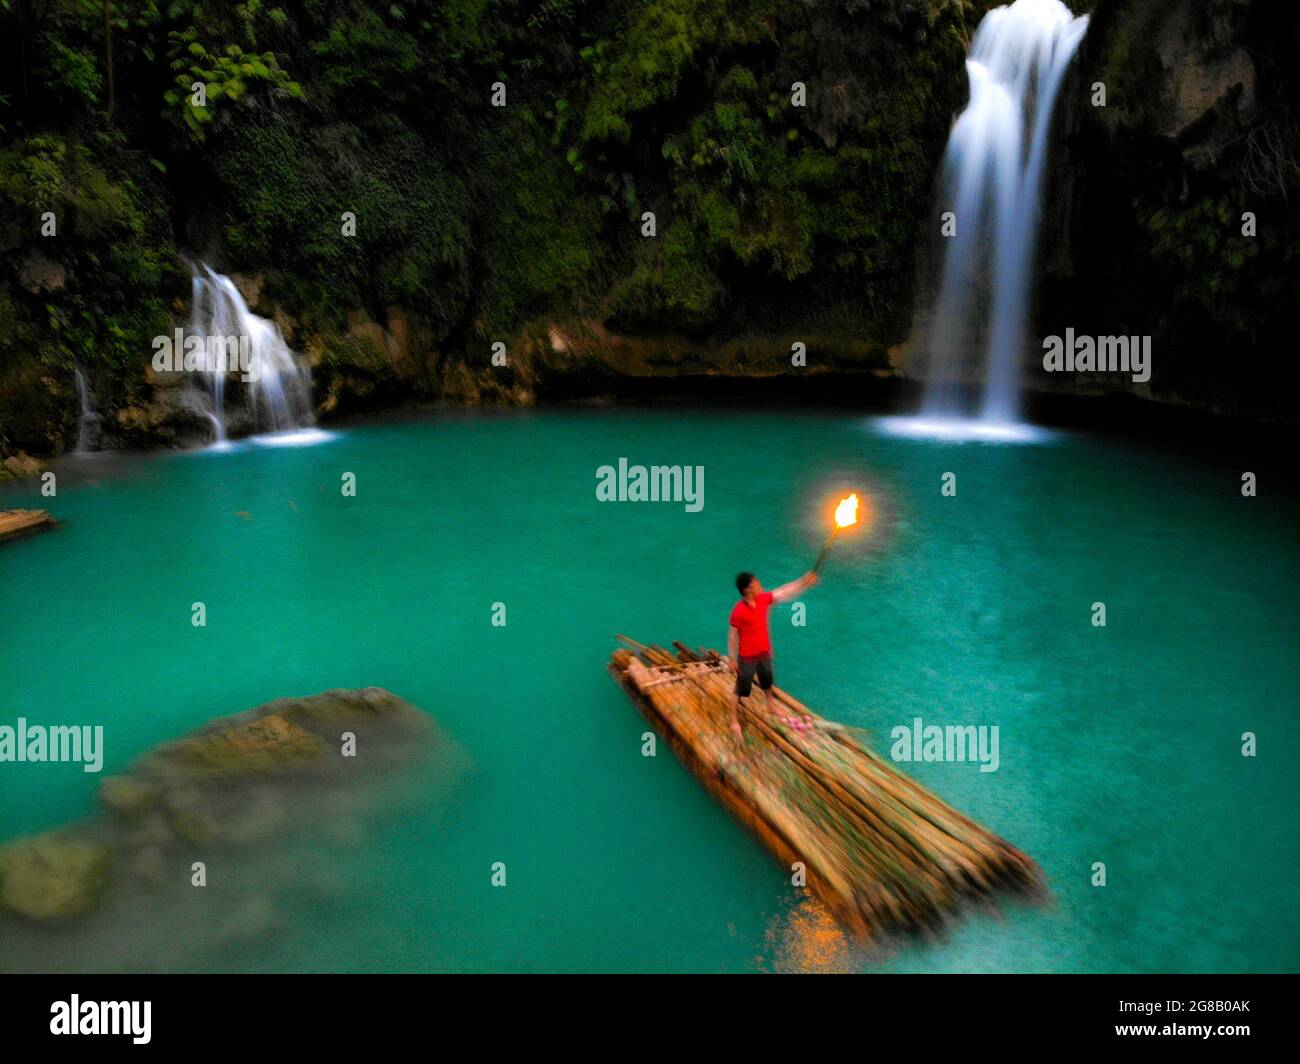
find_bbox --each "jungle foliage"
[0,0,986,447]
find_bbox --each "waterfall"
[73,363,102,453]
[187,264,315,443]
[914,0,1088,434]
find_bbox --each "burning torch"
[812,493,861,574]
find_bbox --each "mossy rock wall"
[1037,0,1298,420]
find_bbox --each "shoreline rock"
[0,453,47,480]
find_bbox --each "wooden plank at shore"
[0,509,57,545]
[610,636,1044,945]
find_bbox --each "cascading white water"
[188,263,315,443]
[916,0,1088,432]
[73,363,102,453]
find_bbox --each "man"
[727,570,818,737]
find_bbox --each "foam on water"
[248,429,337,448]
[875,416,1054,444]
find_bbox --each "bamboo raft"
[610,636,1043,943]
[0,509,56,545]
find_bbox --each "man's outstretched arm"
[727,625,740,670]
[770,570,819,604]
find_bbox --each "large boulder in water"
[0,687,443,924]
[98,776,157,820]
[146,713,328,780]
[0,834,111,920]
[137,686,425,781]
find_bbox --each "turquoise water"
[2,408,1296,972]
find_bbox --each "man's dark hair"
[735,572,755,595]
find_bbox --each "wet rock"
[161,787,222,845]
[17,252,66,294]
[100,776,157,820]
[0,834,111,920]
[1,452,46,478]
[0,688,439,924]
[143,362,187,389]
[216,895,280,945]
[148,713,327,780]
[113,387,215,448]
[274,685,415,726]
[214,786,291,845]
[123,811,175,852]
[322,815,365,848]
[228,272,264,309]
[1153,4,1257,158]
[129,845,165,891]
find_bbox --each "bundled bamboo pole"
[610,636,1043,943]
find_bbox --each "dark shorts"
[735,652,774,698]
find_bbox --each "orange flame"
[834,493,860,529]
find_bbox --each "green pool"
[1,408,1295,972]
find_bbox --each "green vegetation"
[0,0,985,450]
[0,126,178,450]
[5,0,1289,449]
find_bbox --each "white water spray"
[914,0,1088,434]
[188,264,315,443]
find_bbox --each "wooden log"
[0,509,57,545]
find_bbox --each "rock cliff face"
[1,1,1294,459]
[1036,0,1298,420]
[305,0,1297,424]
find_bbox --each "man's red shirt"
[729,591,775,657]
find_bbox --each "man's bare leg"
[731,694,745,737]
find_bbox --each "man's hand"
[804,570,820,588]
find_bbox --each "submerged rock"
[99,776,157,820]
[216,894,280,946]
[135,686,426,786]
[0,834,111,920]
[1,687,441,925]
[148,713,327,780]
